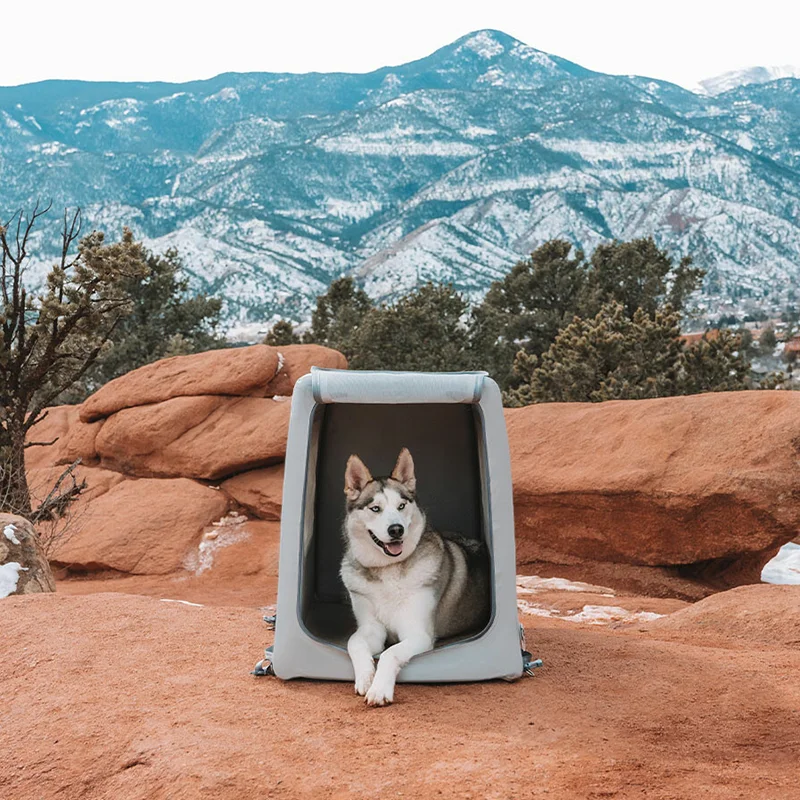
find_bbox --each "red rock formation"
[220,464,284,521]
[0,514,55,596]
[506,391,800,596]
[1,589,798,799]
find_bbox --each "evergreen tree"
[1,206,150,516]
[264,319,300,346]
[760,326,777,351]
[349,283,471,371]
[469,237,704,390]
[680,330,750,394]
[470,240,587,387]
[65,248,223,400]
[506,302,750,407]
[582,238,704,319]
[306,276,373,357]
[505,302,685,405]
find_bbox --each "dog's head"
[343,447,425,567]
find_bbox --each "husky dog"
[340,447,489,707]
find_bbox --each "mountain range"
[2,29,800,333]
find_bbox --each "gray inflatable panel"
[272,369,523,682]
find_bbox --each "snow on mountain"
[1,29,800,328]
[697,65,800,96]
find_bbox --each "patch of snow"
[761,542,800,584]
[80,98,143,116]
[697,65,800,95]
[2,112,23,131]
[184,523,250,576]
[160,598,204,607]
[154,92,188,104]
[477,67,506,86]
[24,115,41,130]
[325,198,382,221]
[567,605,663,625]
[276,351,286,373]
[517,598,663,625]
[462,125,497,139]
[459,31,505,59]
[3,524,20,545]
[516,575,615,596]
[204,87,240,103]
[0,562,27,598]
[511,43,557,70]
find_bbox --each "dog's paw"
[365,678,394,707]
[354,667,375,697]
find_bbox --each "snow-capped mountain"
[2,29,800,328]
[697,65,800,96]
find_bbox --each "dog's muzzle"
[368,529,404,557]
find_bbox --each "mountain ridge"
[2,29,799,332]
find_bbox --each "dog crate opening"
[297,402,494,650]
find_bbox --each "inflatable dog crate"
[270,368,523,682]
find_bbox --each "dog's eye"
[369,505,381,513]
[398,503,406,510]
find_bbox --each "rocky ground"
[3,345,800,799]
[3,584,799,800]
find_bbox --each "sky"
[2,0,799,89]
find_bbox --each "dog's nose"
[387,524,404,540]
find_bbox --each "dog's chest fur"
[341,533,443,637]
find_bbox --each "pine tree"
[505,303,750,407]
[505,302,685,405]
[264,320,300,346]
[349,283,471,371]
[582,238,704,319]
[760,326,777,351]
[65,248,223,400]
[679,330,750,394]
[306,276,373,357]
[1,206,150,515]
[470,240,587,387]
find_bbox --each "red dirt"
[2,587,798,800]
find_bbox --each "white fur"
[341,485,436,706]
[345,486,422,567]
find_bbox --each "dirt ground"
[3,584,799,800]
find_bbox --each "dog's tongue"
[385,541,403,556]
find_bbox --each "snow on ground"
[515,574,664,625]
[517,598,664,625]
[0,562,27,598]
[160,599,204,607]
[183,513,251,576]
[516,575,615,596]
[761,542,800,585]
[3,524,20,545]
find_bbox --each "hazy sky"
[2,0,798,89]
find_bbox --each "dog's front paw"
[365,676,394,707]
[354,666,375,696]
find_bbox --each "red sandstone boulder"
[507,391,800,594]
[79,343,346,423]
[25,406,103,470]
[95,396,290,480]
[28,464,125,510]
[221,464,284,521]
[79,345,280,422]
[52,478,229,574]
[0,514,55,597]
[643,584,800,650]
[267,344,347,396]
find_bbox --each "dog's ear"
[344,455,372,500]
[391,447,416,493]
